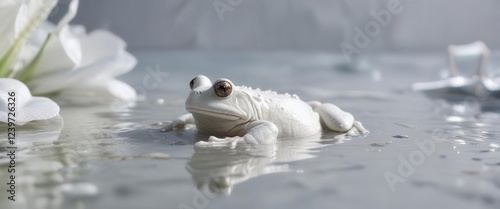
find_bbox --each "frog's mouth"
[186,107,242,121]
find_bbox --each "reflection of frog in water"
[186,135,336,195]
[165,75,368,147]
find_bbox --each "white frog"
[164,75,368,146]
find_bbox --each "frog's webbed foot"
[346,121,368,135]
[163,113,195,131]
[311,102,369,135]
[195,120,278,147]
[195,136,244,147]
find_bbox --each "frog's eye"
[189,77,195,90]
[213,80,233,97]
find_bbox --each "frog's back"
[245,88,322,138]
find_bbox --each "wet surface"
[1,51,500,209]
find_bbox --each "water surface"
[1,51,499,209]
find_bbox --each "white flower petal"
[28,0,80,77]
[13,21,54,72]
[54,0,79,34]
[78,50,137,85]
[0,78,59,125]
[4,0,57,54]
[16,96,60,125]
[0,0,56,76]
[69,24,86,38]
[105,79,137,101]
[80,78,137,101]
[0,0,25,57]
[8,1,137,103]
[31,26,82,77]
[79,30,127,69]
[56,79,137,105]
[28,21,55,47]
[28,44,136,96]
[0,78,31,108]
[28,35,137,95]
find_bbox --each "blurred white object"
[0,78,59,125]
[412,41,500,98]
[482,77,500,97]
[447,41,490,77]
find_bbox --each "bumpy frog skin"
[165,75,368,146]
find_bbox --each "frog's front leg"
[309,102,369,135]
[163,113,195,131]
[195,120,278,147]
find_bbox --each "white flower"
[0,78,59,125]
[24,22,138,104]
[3,0,137,104]
[0,0,60,125]
[0,0,57,76]
[0,0,137,126]
[21,0,137,103]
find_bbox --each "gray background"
[51,0,500,52]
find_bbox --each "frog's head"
[185,75,252,122]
